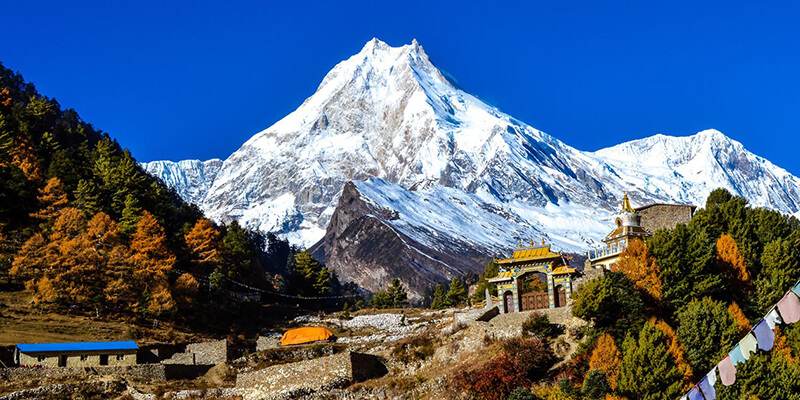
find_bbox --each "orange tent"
[280,327,334,346]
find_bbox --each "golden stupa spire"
[622,193,635,213]
[530,238,534,246]
[542,237,546,245]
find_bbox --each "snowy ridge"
[143,39,800,258]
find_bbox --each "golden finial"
[518,239,522,248]
[622,193,634,213]
[542,237,546,245]
[530,238,534,246]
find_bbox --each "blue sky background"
[2,1,799,173]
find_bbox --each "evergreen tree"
[676,297,738,374]
[73,179,101,216]
[472,258,500,302]
[220,221,256,280]
[756,235,800,309]
[572,272,644,339]
[292,250,331,296]
[430,284,447,309]
[446,277,467,307]
[618,321,684,400]
[119,194,142,236]
[386,278,409,308]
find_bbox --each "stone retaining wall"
[0,363,168,383]
[236,351,385,398]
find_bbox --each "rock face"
[142,38,800,298]
[235,351,385,399]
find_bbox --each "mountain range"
[142,38,800,298]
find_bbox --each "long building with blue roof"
[15,341,139,367]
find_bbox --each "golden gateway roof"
[498,244,562,265]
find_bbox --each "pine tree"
[386,278,409,308]
[29,177,68,221]
[220,220,256,280]
[446,278,467,307]
[74,179,101,216]
[676,297,738,374]
[571,272,644,339]
[431,284,447,309]
[292,250,330,296]
[589,334,622,389]
[617,321,684,399]
[119,194,142,236]
[614,238,662,302]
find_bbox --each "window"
[116,354,125,361]
[37,355,46,362]
[80,355,88,361]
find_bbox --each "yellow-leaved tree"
[129,211,176,316]
[614,239,663,302]
[589,333,622,389]
[184,218,220,268]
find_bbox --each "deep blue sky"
[2,1,799,173]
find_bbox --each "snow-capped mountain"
[142,159,223,206]
[141,38,800,297]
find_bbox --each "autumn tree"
[589,333,622,389]
[728,302,751,335]
[716,234,750,285]
[184,218,220,268]
[614,239,662,302]
[173,273,200,309]
[129,211,176,315]
[651,318,693,387]
[29,177,68,221]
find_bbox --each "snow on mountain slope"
[143,38,800,260]
[592,129,800,214]
[141,159,223,205]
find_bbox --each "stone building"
[15,341,138,367]
[490,240,578,314]
[586,195,696,270]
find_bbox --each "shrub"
[501,337,555,379]
[522,313,563,339]
[451,354,531,400]
[507,387,536,400]
[392,332,436,363]
[581,369,611,399]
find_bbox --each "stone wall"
[637,204,695,233]
[236,351,385,398]
[161,352,195,365]
[0,363,168,383]
[186,340,227,365]
[255,336,280,352]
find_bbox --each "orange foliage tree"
[29,177,69,221]
[184,218,221,267]
[727,302,750,335]
[589,333,622,389]
[173,273,200,309]
[716,234,750,285]
[614,239,663,301]
[129,211,176,316]
[651,318,693,388]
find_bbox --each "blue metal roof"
[16,341,139,353]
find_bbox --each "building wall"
[18,350,136,367]
[637,204,695,233]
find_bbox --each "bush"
[451,354,531,400]
[500,337,554,379]
[522,313,563,339]
[507,387,536,400]
[392,332,436,363]
[581,369,611,399]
